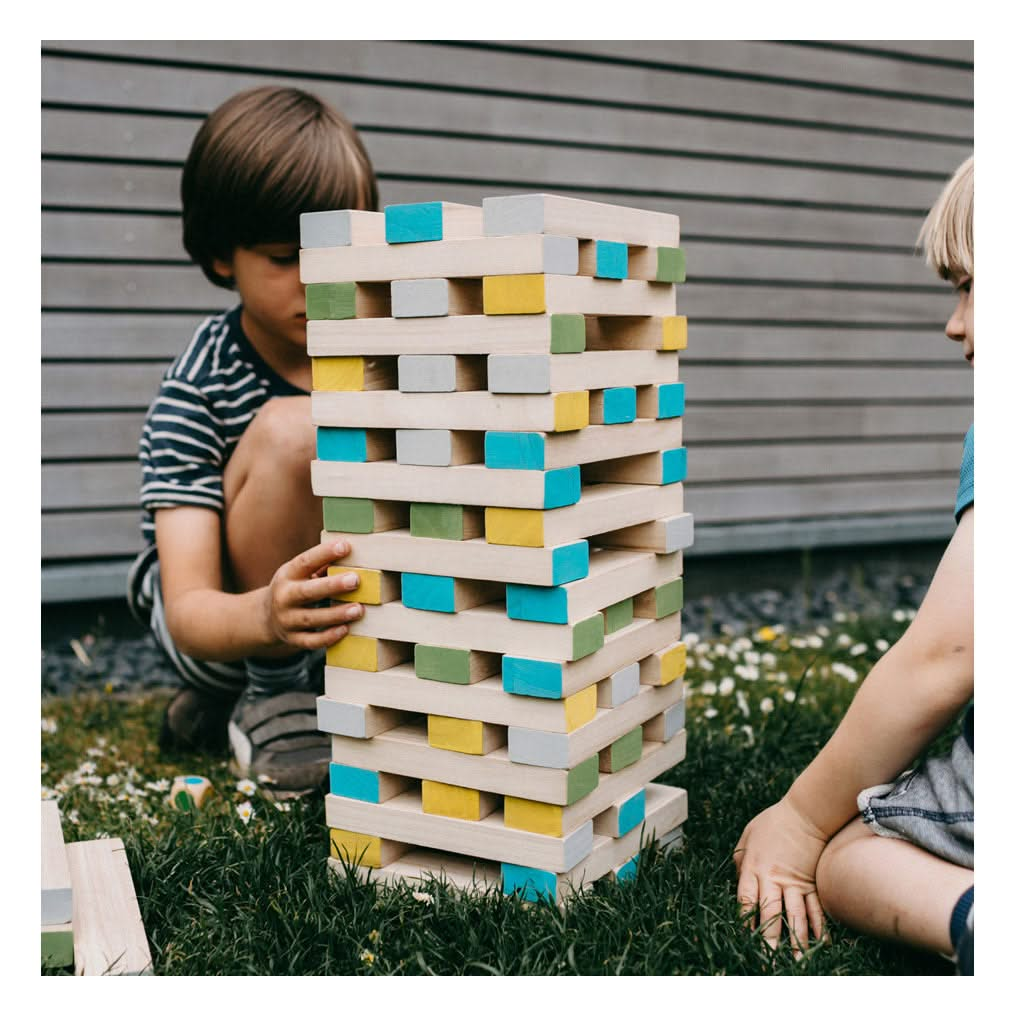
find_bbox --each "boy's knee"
[241,396,315,465]
[815,817,870,914]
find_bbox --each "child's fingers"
[297,570,360,603]
[805,890,826,944]
[283,602,362,632]
[288,625,350,650]
[757,881,784,950]
[283,540,352,580]
[735,870,759,929]
[783,887,809,958]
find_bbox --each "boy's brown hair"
[182,86,378,288]
[918,154,973,281]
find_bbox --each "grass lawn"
[40,610,958,976]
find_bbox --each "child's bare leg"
[222,396,323,594]
[815,815,973,955]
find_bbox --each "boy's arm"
[155,506,361,661]
[734,507,974,947]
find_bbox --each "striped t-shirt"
[137,305,307,546]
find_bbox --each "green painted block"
[565,755,600,805]
[41,927,74,968]
[410,503,469,540]
[604,597,634,635]
[572,614,605,660]
[656,247,686,284]
[654,578,684,619]
[415,645,473,684]
[602,725,643,774]
[323,497,375,533]
[549,314,586,353]
[306,282,357,320]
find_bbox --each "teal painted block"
[385,201,442,243]
[602,387,636,424]
[595,240,628,279]
[401,572,456,613]
[506,583,569,624]
[329,763,380,802]
[551,542,589,585]
[658,382,685,419]
[662,447,688,485]
[316,428,368,462]
[617,789,647,837]
[544,466,581,508]
[502,657,563,699]
[616,854,640,882]
[485,432,545,470]
[502,862,557,902]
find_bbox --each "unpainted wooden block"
[596,662,641,708]
[329,827,407,869]
[326,635,412,672]
[396,429,484,466]
[300,209,386,248]
[421,780,497,821]
[427,715,506,756]
[168,775,213,812]
[391,277,483,318]
[397,354,487,392]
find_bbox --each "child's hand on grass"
[260,540,363,651]
[733,797,829,957]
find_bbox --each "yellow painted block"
[421,780,490,821]
[661,316,688,351]
[660,643,687,685]
[329,828,384,868]
[428,715,487,755]
[553,390,589,432]
[503,797,564,838]
[327,635,379,671]
[312,356,365,391]
[330,566,382,605]
[483,274,547,315]
[484,507,545,548]
[564,684,598,732]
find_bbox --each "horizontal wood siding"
[41,40,974,600]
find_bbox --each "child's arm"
[155,506,362,661]
[734,506,974,949]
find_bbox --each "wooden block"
[643,698,686,743]
[329,763,411,803]
[313,459,581,510]
[484,275,676,318]
[486,350,676,394]
[316,696,407,739]
[634,578,684,620]
[421,780,497,821]
[323,497,407,534]
[300,209,387,249]
[307,313,587,357]
[414,645,499,685]
[576,238,629,279]
[636,381,685,419]
[391,278,483,318]
[167,775,214,812]
[628,246,687,283]
[501,613,681,699]
[331,722,600,805]
[401,572,500,614]
[409,503,484,541]
[305,282,390,320]
[594,512,694,555]
[316,427,395,463]
[66,837,152,975]
[610,854,640,882]
[505,547,681,625]
[484,418,683,472]
[428,715,506,756]
[486,483,682,549]
[657,824,685,854]
[303,230,576,279]
[483,194,680,247]
[41,923,74,969]
[313,389,589,433]
[326,635,412,672]
[311,355,396,392]
[330,565,400,605]
[599,726,644,774]
[593,787,647,838]
[583,447,687,486]
[603,597,635,635]
[504,797,566,837]
[588,387,637,425]
[584,315,687,352]
[329,827,407,869]
[596,662,641,708]
[332,526,589,587]
[384,201,483,244]
[42,801,72,927]
[326,790,593,872]
[397,354,487,392]
[640,641,687,687]
[396,429,484,466]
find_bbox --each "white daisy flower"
[735,690,750,718]
[700,680,718,696]
[236,779,257,797]
[849,643,868,657]
[743,650,761,665]
[274,802,291,812]
[790,637,807,649]
[412,890,434,904]
[783,690,797,703]
[145,779,170,793]
[892,609,907,623]
[236,801,254,825]
[761,653,777,667]
[41,718,58,734]
[718,677,735,696]
[703,707,718,719]
[875,639,890,653]
[713,644,728,658]
[760,697,775,714]
[683,632,699,647]
[806,635,824,649]
[698,658,715,672]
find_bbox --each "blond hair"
[917,155,973,281]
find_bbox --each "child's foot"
[159,687,237,754]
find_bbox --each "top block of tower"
[300,210,387,249]
[385,202,484,244]
[484,194,680,248]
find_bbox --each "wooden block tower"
[305,194,691,904]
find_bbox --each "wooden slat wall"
[40,40,974,602]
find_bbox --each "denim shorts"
[857,722,973,869]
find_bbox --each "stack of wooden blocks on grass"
[306,194,692,905]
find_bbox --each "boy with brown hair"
[127,86,377,795]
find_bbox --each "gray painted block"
[664,513,695,553]
[542,234,580,275]
[300,210,354,249]
[561,820,596,870]
[507,727,569,769]
[483,194,547,237]
[398,354,458,392]
[487,354,552,394]
[658,701,686,742]
[391,278,450,318]
[597,662,641,708]
[396,429,454,466]
[316,697,372,739]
